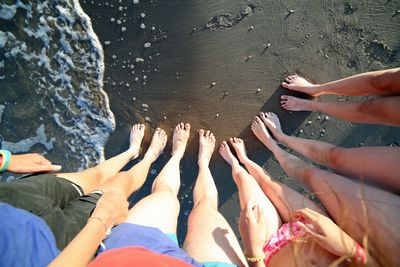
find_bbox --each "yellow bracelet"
[245,254,265,263]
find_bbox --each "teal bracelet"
[0,150,11,172]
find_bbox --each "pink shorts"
[262,220,312,265]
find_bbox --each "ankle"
[198,156,210,166]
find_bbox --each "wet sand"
[81,0,400,242]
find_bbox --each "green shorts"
[0,173,101,249]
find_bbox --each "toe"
[185,123,190,130]
[281,95,288,100]
[199,129,205,136]
[206,130,210,137]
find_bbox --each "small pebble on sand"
[140,23,146,29]
[121,27,126,32]
[289,9,295,14]
[133,0,139,4]
[256,88,261,93]
[110,17,115,22]
[104,41,111,45]
[141,13,146,18]
[144,42,151,48]
[211,82,216,86]
[215,113,220,118]
[249,25,254,31]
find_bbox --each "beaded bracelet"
[0,150,11,173]
[245,254,265,263]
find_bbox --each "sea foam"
[0,0,115,171]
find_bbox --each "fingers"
[297,221,323,240]
[28,163,62,172]
[293,208,319,223]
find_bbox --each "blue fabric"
[165,233,179,244]
[0,203,60,267]
[99,223,204,267]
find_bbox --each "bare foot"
[229,137,248,163]
[251,116,277,151]
[219,141,239,166]
[259,112,284,141]
[128,123,145,159]
[198,129,216,166]
[144,127,167,162]
[281,75,319,96]
[281,95,314,111]
[172,123,191,158]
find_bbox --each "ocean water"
[0,0,114,176]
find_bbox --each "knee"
[86,166,105,184]
[326,146,344,169]
[370,71,394,93]
[194,196,218,211]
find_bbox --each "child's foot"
[281,75,319,96]
[219,141,239,166]
[198,129,216,166]
[128,124,145,159]
[259,112,284,141]
[229,137,248,163]
[144,127,167,162]
[172,123,191,158]
[251,116,277,151]
[281,95,314,111]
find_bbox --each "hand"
[239,199,267,257]
[90,188,129,229]
[6,153,62,173]
[293,208,355,258]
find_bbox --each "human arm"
[0,150,61,173]
[238,199,267,267]
[48,189,129,267]
[293,208,379,266]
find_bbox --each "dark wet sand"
[81,0,400,242]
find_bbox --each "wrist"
[90,206,115,229]
[244,247,265,263]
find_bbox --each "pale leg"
[261,112,400,193]
[229,137,325,222]
[124,123,190,234]
[280,96,400,126]
[184,130,247,266]
[57,124,146,194]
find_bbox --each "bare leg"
[183,130,247,266]
[280,95,400,126]
[219,140,281,240]
[124,123,190,234]
[229,136,325,222]
[261,112,400,192]
[282,68,400,96]
[252,115,400,266]
[57,124,146,194]
[95,127,168,198]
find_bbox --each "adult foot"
[128,124,145,159]
[281,75,319,96]
[172,123,191,158]
[281,95,314,111]
[144,127,167,162]
[219,141,239,166]
[251,116,277,151]
[229,137,248,163]
[198,129,216,166]
[259,112,284,141]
